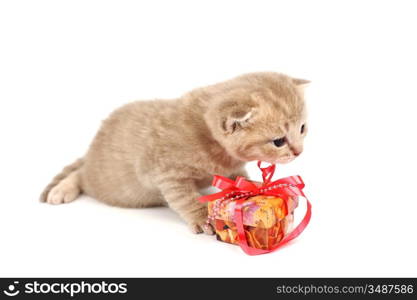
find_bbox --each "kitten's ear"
[292,78,310,86]
[222,108,254,134]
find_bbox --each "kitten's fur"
[40,72,309,234]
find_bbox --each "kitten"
[40,72,309,234]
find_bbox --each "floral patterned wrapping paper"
[208,195,298,250]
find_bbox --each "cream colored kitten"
[40,72,309,234]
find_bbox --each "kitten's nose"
[289,143,302,156]
[291,148,303,156]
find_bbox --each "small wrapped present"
[199,162,311,255]
[209,195,298,250]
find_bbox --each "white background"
[1,0,416,277]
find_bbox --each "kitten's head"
[205,72,309,164]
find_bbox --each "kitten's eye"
[300,124,306,134]
[273,137,286,147]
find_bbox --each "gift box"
[199,162,311,255]
[208,194,298,250]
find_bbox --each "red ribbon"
[199,161,312,255]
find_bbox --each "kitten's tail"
[40,158,84,203]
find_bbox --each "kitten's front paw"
[187,209,214,235]
[188,220,214,235]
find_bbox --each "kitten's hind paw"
[45,176,80,205]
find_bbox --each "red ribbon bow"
[199,161,312,255]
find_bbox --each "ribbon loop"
[212,175,236,190]
[257,161,276,184]
[235,176,258,191]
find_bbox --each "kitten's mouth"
[259,156,295,164]
[275,156,295,164]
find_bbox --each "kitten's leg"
[156,178,214,235]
